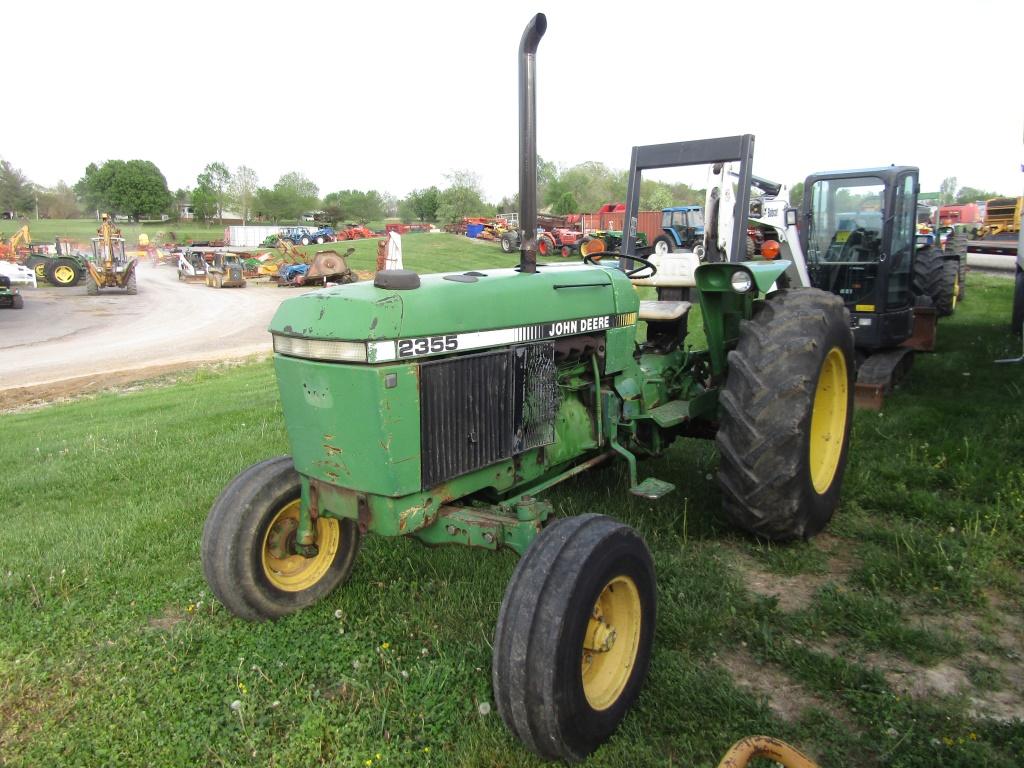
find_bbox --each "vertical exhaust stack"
[518,13,546,274]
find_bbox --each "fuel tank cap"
[374,269,421,290]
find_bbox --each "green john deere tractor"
[201,14,855,762]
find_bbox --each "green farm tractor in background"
[201,14,855,762]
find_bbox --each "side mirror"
[785,208,798,227]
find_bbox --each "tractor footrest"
[646,400,690,428]
[630,477,675,500]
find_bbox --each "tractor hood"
[269,264,639,363]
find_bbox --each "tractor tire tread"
[715,289,854,541]
[201,455,360,621]
[493,514,655,762]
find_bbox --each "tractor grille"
[419,343,556,489]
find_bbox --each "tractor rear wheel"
[537,235,554,257]
[500,231,518,253]
[912,246,947,309]
[201,456,361,621]
[717,289,854,541]
[46,258,82,287]
[493,514,655,762]
[934,259,957,317]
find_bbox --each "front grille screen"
[420,343,556,489]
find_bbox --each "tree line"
[0,155,1009,227]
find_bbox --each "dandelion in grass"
[478,702,491,716]
[335,609,344,619]
[352,660,361,670]
[230,699,242,711]
[380,642,390,650]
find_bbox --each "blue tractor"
[651,205,705,258]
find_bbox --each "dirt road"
[0,263,306,408]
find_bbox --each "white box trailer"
[225,226,281,248]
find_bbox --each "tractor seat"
[638,300,692,321]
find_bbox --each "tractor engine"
[268,263,643,545]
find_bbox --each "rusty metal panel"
[582,210,663,244]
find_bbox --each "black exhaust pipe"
[518,13,546,274]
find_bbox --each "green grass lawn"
[2,274,1023,766]
[2,218,230,246]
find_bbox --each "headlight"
[730,271,753,293]
[273,335,368,363]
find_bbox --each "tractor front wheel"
[28,257,48,282]
[201,456,361,621]
[717,289,854,541]
[125,271,137,295]
[652,235,674,256]
[86,274,99,295]
[500,231,518,253]
[493,514,655,762]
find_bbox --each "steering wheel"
[583,251,658,279]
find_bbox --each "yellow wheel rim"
[809,347,848,494]
[34,263,47,279]
[53,265,76,284]
[581,575,642,711]
[261,500,341,592]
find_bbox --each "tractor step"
[646,400,689,428]
[630,477,676,500]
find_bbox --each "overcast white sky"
[7,0,1022,203]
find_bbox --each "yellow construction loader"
[86,214,138,295]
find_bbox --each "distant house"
[178,202,243,224]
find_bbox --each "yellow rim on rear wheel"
[261,500,341,592]
[53,265,76,283]
[581,575,642,711]
[809,346,848,494]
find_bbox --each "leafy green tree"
[551,191,578,216]
[228,165,258,223]
[75,159,173,219]
[322,190,386,224]
[198,162,231,223]
[402,186,441,222]
[639,181,673,211]
[789,181,804,208]
[435,170,491,225]
[191,179,218,222]
[0,159,35,215]
[254,172,319,222]
[955,186,1003,204]
[36,181,81,219]
[939,176,957,205]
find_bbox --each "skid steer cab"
[201,13,854,764]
